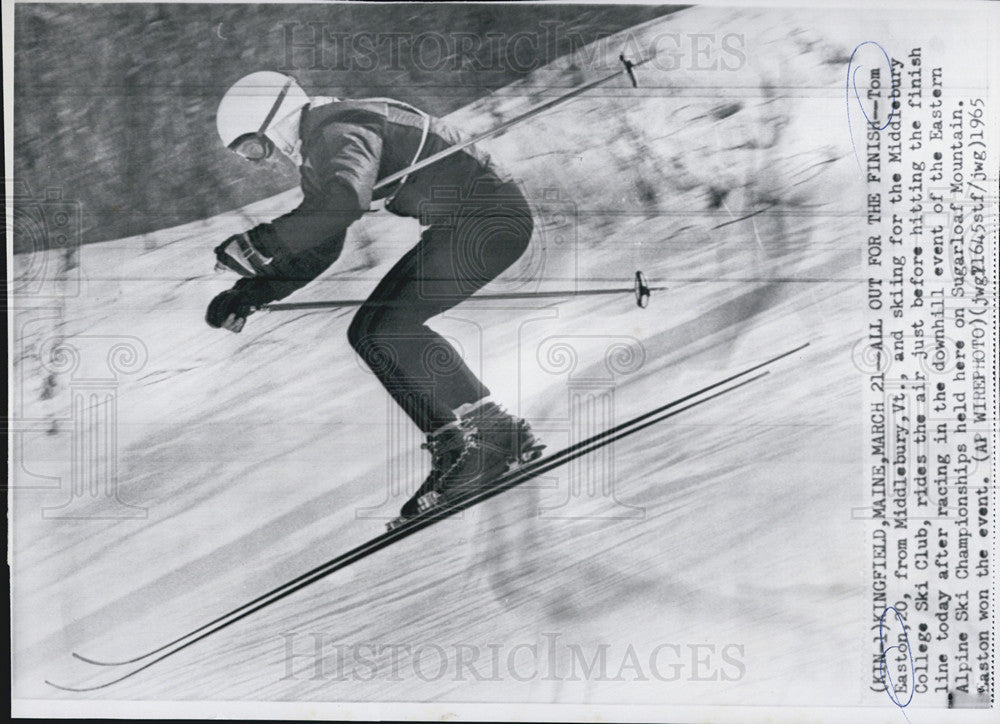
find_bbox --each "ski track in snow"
[14,7,874,704]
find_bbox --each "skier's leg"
[348,178,533,433]
[350,179,539,521]
[348,280,482,433]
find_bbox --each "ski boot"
[458,401,545,470]
[387,406,545,531]
[423,403,545,510]
[388,422,478,530]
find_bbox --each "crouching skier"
[207,72,544,525]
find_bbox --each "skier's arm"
[205,224,347,330]
[207,116,382,330]
[230,227,347,307]
[246,116,383,263]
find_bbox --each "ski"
[46,342,807,691]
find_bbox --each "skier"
[207,71,544,521]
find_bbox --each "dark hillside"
[13,3,680,247]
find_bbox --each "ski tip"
[45,677,116,693]
[45,678,85,692]
[72,651,125,667]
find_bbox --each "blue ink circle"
[846,41,898,177]
[878,605,915,708]
[847,41,896,131]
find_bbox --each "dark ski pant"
[348,178,533,433]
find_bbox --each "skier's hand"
[206,288,255,332]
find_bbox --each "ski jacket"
[231,98,509,308]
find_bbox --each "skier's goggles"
[228,133,275,162]
[227,76,293,162]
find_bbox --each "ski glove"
[206,288,256,332]
[213,231,276,278]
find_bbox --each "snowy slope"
[13,6,880,704]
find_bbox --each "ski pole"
[263,272,661,311]
[371,53,651,191]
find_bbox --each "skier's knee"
[349,304,415,353]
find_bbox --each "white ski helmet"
[216,71,310,160]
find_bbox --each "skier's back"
[207,72,543,521]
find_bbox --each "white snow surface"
[12,6,898,705]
